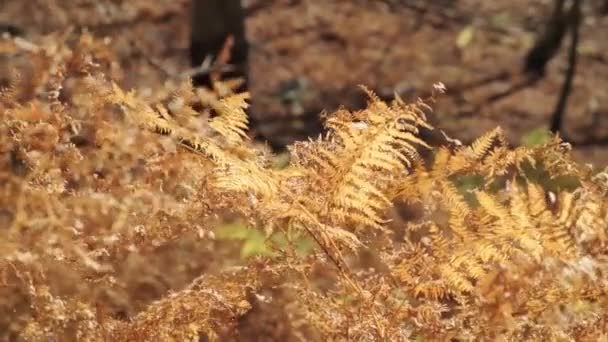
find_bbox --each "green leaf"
[456,26,475,49]
[216,223,317,259]
[294,236,316,256]
[490,12,511,28]
[520,128,552,147]
[578,42,600,57]
[451,174,484,204]
[215,222,254,240]
[241,236,274,258]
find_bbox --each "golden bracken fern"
[1,31,608,341]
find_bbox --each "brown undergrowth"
[1,31,608,341]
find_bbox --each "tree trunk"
[550,0,582,134]
[190,0,248,88]
[524,0,569,76]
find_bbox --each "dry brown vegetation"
[2,1,608,341]
[2,27,608,341]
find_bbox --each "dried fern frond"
[111,270,256,341]
[389,125,608,338]
[3,23,608,340]
[207,92,250,145]
[291,90,433,231]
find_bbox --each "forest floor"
[2,0,608,165]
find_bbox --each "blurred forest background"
[1,0,607,161]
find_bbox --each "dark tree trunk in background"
[550,0,582,134]
[190,0,248,88]
[524,0,569,76]
[523,0,584,135]
[0,24,22,36]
